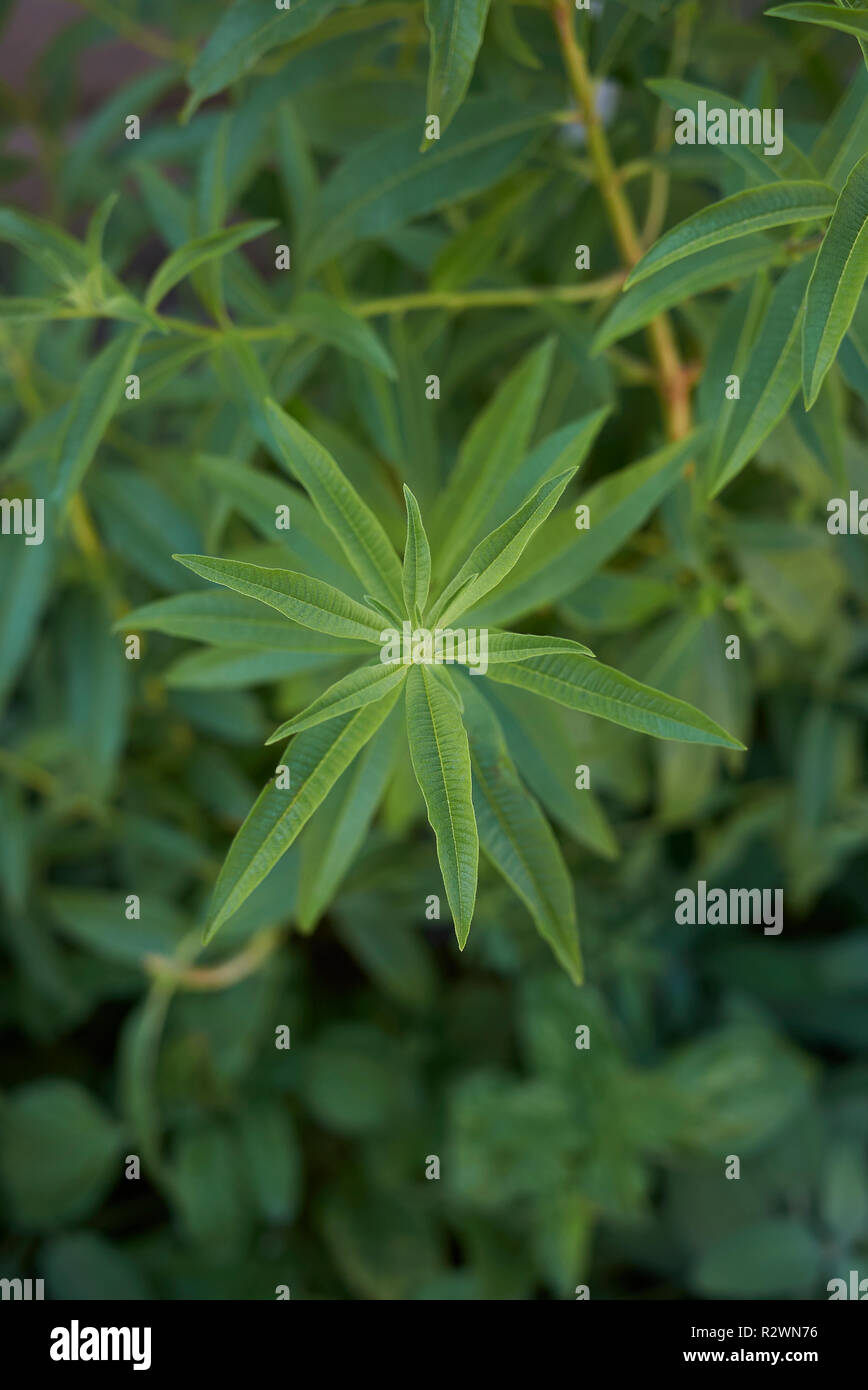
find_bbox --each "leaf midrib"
[422,668,470,920]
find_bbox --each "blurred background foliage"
[0,0,866,1300]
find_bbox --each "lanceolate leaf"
[263,401,404,607]
[0,208,90,286]
[432,467,578,624]
[459,677,582,984]
[432,337,554,577]
[121,590,363,652]
[363,594,404,628]
[144,220,277,309]
[811,65,868,188]
[484,682,618,859]
[0,297,70,322]
[53,325,147,504]
[173,555,385,643]
[486,653,746,749]
[289,291,396,377]
[266,663,408,740]
[301,97,549,272]
[478,407,610,536]
[710,258,813,497]
[0,530,55,713]
[424,0,492,138]
[206,688,403,939]
[802,150,868,407]
[426,570,480,628]
[183,0,365,119]
[468,432,700,627]
[164,645,349,690]
[647,77,817,181]
[402,486,432,619]
[192,453,358,593]
[405,664,478,945]
[626,182,835,286]
[481,631,595,663]
[594,237,781,352]
[769,3,868,47]
[296,710,402,931]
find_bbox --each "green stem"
[551,0,692,442]
[353,273,626,317]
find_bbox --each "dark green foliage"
[0,0,866,1301]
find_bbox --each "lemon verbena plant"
[125,389,743,982]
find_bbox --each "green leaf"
[0,529,54,712]
[489,0,541,70]
[121,590,362,652]
[710,258,813,496]
[302,96,549,272]
[647,77,817,181]
[425,570,481,629]
[424,0,492,138]
[459,677,582,983]
[193,452,359,592]
[173,554,384,643]
[626,182,834,286]
[53,324,147,504]
[433,337,555,578]
[0,296,69,322]
[768,3,868,45]
[484,682,619,859]
[266,662,408,740]
[0,1081,121,1231]
[47,888,189,967]
[296,710,401,930]
[207,688,403,939]
[486,653,746,749]
[170,1125,249,1256]
[402,486,432,619]
[432,466,578,624]
[594,237,781,352]
[469,432,700,627]
[811,65,868,188]
[144,219,276,309]
[238,1101,301,1224]
[405,664,478,945]
[263,401,404,607]
[482,631,595,663]
[558,570,677,633]
[0,207,90,286]
[363,592,405,626]
[164,645,349,690]
[183,0,363,119]
[85,192,119,266]
[477,407,610,537]
[290,290,396,377]
[802,150,868,407]
[334,900,437,1008]
[193,116,230,321]
[840,287,868,392]
[61,589,128,802]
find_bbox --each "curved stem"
[551,0,692,441]
[353,272,626,317]
[145,927,282,991]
